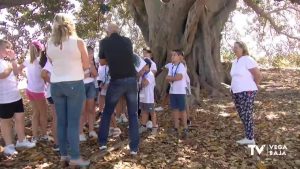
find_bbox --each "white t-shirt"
[99,65,110,96]
[164,63,173,70]
[97,65,103,81]
[23,58,45,93]
[0,59,21,103]
[42,61,52,98]
[230,56,259,93]
[147,59,157,73]
[168,63,187,94]
[139,71,155,103]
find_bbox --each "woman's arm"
[77,39,90,70]
[249,67,262,85]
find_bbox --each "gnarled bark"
[129,0,238,103]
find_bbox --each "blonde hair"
[0,39,12,50]
[50,13,77,47]
[29,44,40,63]
[235,41,249,56]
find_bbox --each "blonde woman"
[230,41,262,145]
[46,13,90,167]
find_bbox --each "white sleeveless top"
[47,36,84,83]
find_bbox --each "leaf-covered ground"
[0,68,299,169]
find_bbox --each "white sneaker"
[146,121,153,129]
[130,151,138,155]
[99,146,107,151]
[236,138,255,145]
[121,114,128,123]
[112,128,122,138]
[154,107,164,111]
[89,131,98,139]
[4,144,18,156]
[139,126,147,134]
[79,134,87,142]
[16,139,36,149]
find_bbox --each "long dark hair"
[39,50,48,68]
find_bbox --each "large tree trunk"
[129,0,237,104]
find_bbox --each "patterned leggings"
[232,91,257,140]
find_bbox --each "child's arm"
[41,70,50,83]
[141,78,149,87]
[90,64,98,78]
[166,73,183,82]
[0,66,13,79]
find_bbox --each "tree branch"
[128,0,149,44]
[244,0,300,41]
[182,0,206,56]
[0,0,38,9]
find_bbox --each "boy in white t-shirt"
[166,50,188,138]
[142,48,157,74]
[0,39,35,156]
[138,59,158,135]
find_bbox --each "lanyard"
[171,63,180,77]
[104,66,109,83]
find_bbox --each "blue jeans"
[51,80,85,160]
[98,77,139,152]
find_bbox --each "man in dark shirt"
[98,24,139,155]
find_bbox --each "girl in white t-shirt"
[40,55,59,151]
[19,41,48,142]
[0,39,36,156]
[230,41,262,145]
[166,50,188,138]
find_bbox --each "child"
[40,54,59,151]
[20,40,48,142]
[79,46,98,141]
[138,59,158,135]
[0,39,36,156]
[99,64,122,137]
[181,59,192,126]
[166,49,188,138]
[142,48,157,74]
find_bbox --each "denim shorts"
[140,103,155,113]
[170,94,186,112]
[84,82,97,99]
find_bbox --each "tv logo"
[248,145,287,156]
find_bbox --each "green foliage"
[1,0,73,55]
[258,54,300,68]
[221,50,235,62]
